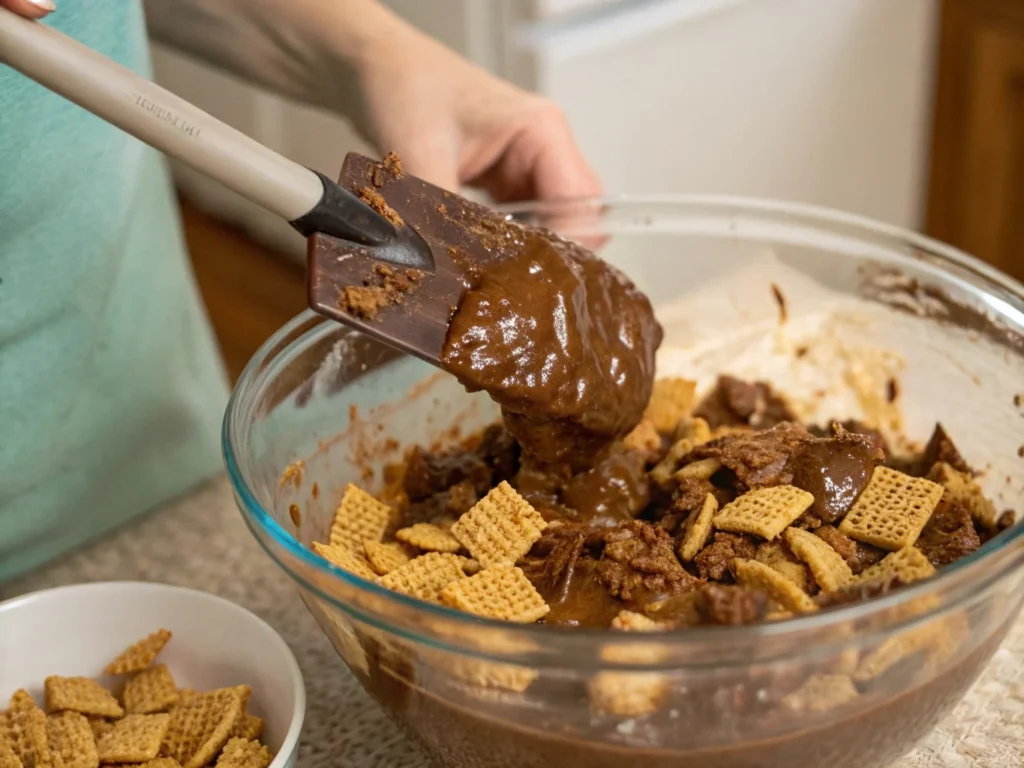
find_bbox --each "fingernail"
[29,0,56,10]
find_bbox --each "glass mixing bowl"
[225,197,1024,768]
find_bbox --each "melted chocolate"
[790,429,884,523]
[441,231,662,468]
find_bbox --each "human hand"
[354,22,602,204]
[0,0,53,19]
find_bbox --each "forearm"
[143,0,403,134]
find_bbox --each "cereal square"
[329,484,391,552]
[228,713,263,743]
[105,629,172,675]
[312,541,378,580]
[395,523,462,553]
[96,714,170,763]
[643,378,697,434]
[214,738,271,768]
[45,711,98,768]
[44,677,123,718]
[124,664,179,715]
[838,466,944,550]
[379,552,465,602]
[854,547,936,586]
[163,687,247,768]
[363,540,414,575]
[733,559,817,614]
[714,486,815,540]
[678,494,718,562]
[450,482,547,568]
[440,565,549,623]
[2,690,51,768]
[784,527,854,593]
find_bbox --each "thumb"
[0,0,54,19]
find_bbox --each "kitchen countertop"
[4,477,1022,768]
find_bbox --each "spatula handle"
[0,7,323,222]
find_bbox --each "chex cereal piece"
[395,523,462,553]
[643,377,697,434]
[733,559,817,614]
[106,629,172,675]
[450,482,547,568]
[649,438,695,487]
[588,671,667,717]
[228,713,263,743]
[312,541,377,580]
[678,494,718,562]
[163,687,247,768]
[838,466,944,550]
[714,486,815,541]
[0,736,20,768]
[755,541,811,592]
[444,658,537,693]
[611,610,663,632]
[673,417,711,446]
[784,528,853,593]
[44,677,123,718]
[781,674,858,713]
[929,462,999,529]
[124,664,179,715]
[363,540,414,575]
[87,717,115,741]
[214,738,271,768]
[440,565,549,623]
[2,690,51,768]
[379,552,465,602]
[329,484,391,553]
[45,712,97,768]
[673,458,722,482]
[623,420,661,453]
[96,714,170,763]
[854,547,936,586]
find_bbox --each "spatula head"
[306,152,528,364]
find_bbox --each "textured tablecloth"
[4,478,1022,767]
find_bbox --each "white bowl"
[0,581,304,768]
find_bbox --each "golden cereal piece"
[673,416,712,446]
[673,458,722,482]
[623,420,661,453]
[442,657,537,693]
[44,677,123,719]
[784,528,854,593]
[755,540,811,592]
[649,438,694,487]
[678,494,718,562]
[610,611,664,632]
[781,675,858,713]
[45,712,97,768]
[733,559,817,614]
[363,540,414,575]
[714,486,815,541]
[312,541,378,580]
[643,378,697,434]
[838,467,944,550]
[105,629,172,675]
[163,687,248,768]
[928,462,999,529]
[124,664,179,715]
[213,738,271,768]
[87,717,115,741]
[440,565,549,623]
[450,482,547,568]
[2,690,51,768]
[379,552,466,603]
[227,714,263,743]
[395,523,462,554]
[0,736,20,768]
[854,547,936,586]
[96,714,170,764]
[328,484,391,553]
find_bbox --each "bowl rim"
[0,581,306,766]
[224,194,1024,660]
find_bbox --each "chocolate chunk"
[596,521,700,602]
[694,531,758,582]
[789,426,884,523]
[689,422,813,489]
[915,501,981,567]
[694,375,796,431]
[695,583,768,625]
[476,424,521,485]
[914,423,972,476]
[814,525,884,575]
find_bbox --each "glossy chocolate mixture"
[441,228,662,468]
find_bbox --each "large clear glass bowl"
[225,197,1024,768]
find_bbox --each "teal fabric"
[0,1,229,580]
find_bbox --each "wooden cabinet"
[927,0,1024,282]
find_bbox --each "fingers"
[0,0,54,19]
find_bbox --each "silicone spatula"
[0,8,433,271]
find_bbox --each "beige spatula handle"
[0,8,323,222]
